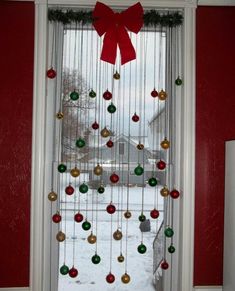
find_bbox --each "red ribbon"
[93,2,144,65]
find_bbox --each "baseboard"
[194,287,222,291]
[0,288,30,291]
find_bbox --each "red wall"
[0,1,34,287]
[195,6,235,286]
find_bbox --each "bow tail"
[101,29,118,65]
[118,27,136,65]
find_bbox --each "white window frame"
[30,1,196,291]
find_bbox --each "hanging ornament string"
[142,27,148,240]
[153,24,157,90]
[134,35,138,116]
[75,26,82,220]
[151,25,158,216]
[138,31,143,164]
[164,27,170,144]
[48,19,58,284]
[114,63,121,233]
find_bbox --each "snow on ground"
[58,175,163,291]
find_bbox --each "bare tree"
[61,68,95,162]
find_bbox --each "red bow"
[93,2,143,65]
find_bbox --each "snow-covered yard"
[58,178,163,291]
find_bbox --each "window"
[118,142,125,155]
[30,1,196,290]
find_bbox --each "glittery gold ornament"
[56,231,66,242]
[161,138,170,149]
[100,127,110,138]
[160,186,170,197]
[137,143,144,150]
[113,229,123,241]
[158,89,167,101]
[56,112,64,119]
[124,210,132,219]
[87,232,97,244]
[113,71,120,80]
[94,164,103,176]
[117,254,125,262]
[48,191,57,201]
[121,273,131,284]
[70,167,80,178]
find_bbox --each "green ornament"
[91,254,101,264]
[60,264,69,275]
[70,90,79,101]
[76,138,86,148]
[82,220,91,231]
[89,90,96,98]
[79,183,89,193]
[134,164,144,176]
[148,177,157,187]
[164,227,174,238]
[58,163,67,173]
[137,243,147,254]
[175,77,183,86]
[107,103,116,114]
[97,186,105,194]
[168,244,176,253]
[138,213,146,222]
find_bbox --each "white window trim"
[30,1,196,291]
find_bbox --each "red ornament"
[151,89,158,97]
[103,90,112,100]
[69,267,78,278]
[156,160,166,170]
[52,212,61,223]
[106,139,114,148]
[170,189,180,199]
[65,185,74,195]
[132,113,140,122]
[93,2,143,65]
[47,68,56,79]
[92,121,99,130]
[106,203,116,214]
[110,173,119,183]
[150,209,160,219]
[74,212,84,223]
[161,260,169,270]
[106,272,115,284]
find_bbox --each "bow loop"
[93,1,144,65]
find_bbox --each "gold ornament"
[56,231,66,242]
[160,138,170,149]
[124,210,132,219]
[158,89,167,101]
[87,232,97,244]
[56,112,64,119]
[70,167,80,178]
[113,229,123,241]
[94,164,103,176]
[160,186,170,197]
[117,254,125,263]
[100,127,110,138]
[137,143,144,150]
[48,191,57,202]
[121,273,131,284]
[113,71,120,80]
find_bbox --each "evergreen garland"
[48,9,183,27]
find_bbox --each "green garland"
[48,9,183,27]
